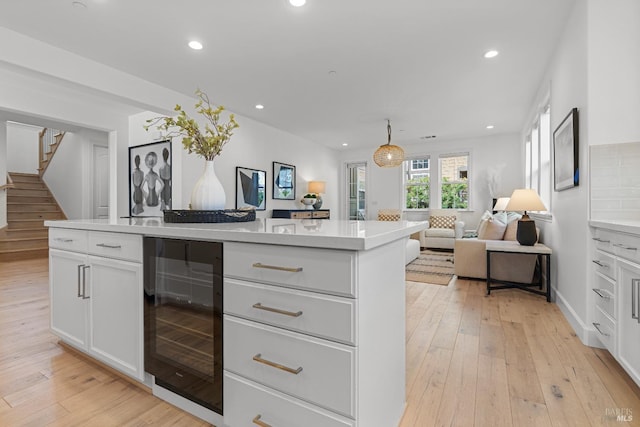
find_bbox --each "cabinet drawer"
[224,371,355,427]
[88,231,142,262]
[49,228,88,253]
[592,229,615,253]
[592,249,616,280]
[224,242,356,297]
[612,232,640,264]
[224,278,356,345]
[224,316,356,417]
[593,306,616,355]
[291,211,313,219]
[593,273,616,319]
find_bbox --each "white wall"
[524,0,589,340]
[129,112,340,219]
[6,122,40,174]
[338,133,522,227]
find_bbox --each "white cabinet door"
[88,255,143,380]
[618,258,640,386]
[49,249,88,349]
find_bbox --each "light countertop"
[589,219,640,236]
[45,218,428,251]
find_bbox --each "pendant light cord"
[387,119,392,145]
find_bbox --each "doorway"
[91,143,109,219]
[345,162,367,220]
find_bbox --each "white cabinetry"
[49,228,143,381]
[590,226,640,387]
[223,239,406,427]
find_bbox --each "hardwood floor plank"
[479,322,506,359]
[510,396,553,427]
[475,354,512,427]
[502,320,546,404]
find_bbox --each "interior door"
[92,144,109,218]
[345,162,366,220]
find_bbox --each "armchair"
[377,209,421,264]
[419,209,465,250]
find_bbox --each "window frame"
[524,102,552,218]
[438,153,469,210]
[403,155,431,210]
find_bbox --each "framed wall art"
[128,140,171,217]
[553,107,579,191]
[236,166,266,210]
[273,161,295,200]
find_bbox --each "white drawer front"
[49,228,88,253]
[224,242,356,297]
[224,371,355,427]
[224,316,356,417]
[593,306,616,355]
[592,229,615,254]
[224,278,356,345]
[592,249,616,281]
[88,231,142,262]
[612,232,640,264]
[593,273,616,320]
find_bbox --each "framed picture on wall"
[553,107,579,191]
[128,140,172,217]
[273,161,296,200]
[236,166,266,210]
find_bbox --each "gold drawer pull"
[253,353,303,375]
[253,303,302,317]
[252,262,303,273]
[253,415,272,427]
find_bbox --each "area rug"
[405,249,454,286]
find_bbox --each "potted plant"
[145,89,239,210]
[301,193,317,210]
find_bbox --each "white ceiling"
[0,0,576,149]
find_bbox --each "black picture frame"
[273,161,296,200]
[236,166,266,210]
[553,108,579,191]
[128,140,171,217]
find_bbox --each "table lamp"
[308,181,326,210]
[505,189,546,246]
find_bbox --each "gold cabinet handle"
[252,262,302,273]
[253,415,271,427]
[253,302,302,317]
[253,353,302,375]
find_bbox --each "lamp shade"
[308,181,326,194]
[493,197,510,211]
[374,144,405,167]
[505,189,546,212]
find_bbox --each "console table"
[272,209,330,219]
[486,240,552,302]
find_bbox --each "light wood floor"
[1,258,639,426]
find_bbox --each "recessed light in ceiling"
[188,41,203,50]
[289,0,306,6]
[486,125,495,129]
[255,104,264,110]
[342,143,348,146]
[484,50,499,59]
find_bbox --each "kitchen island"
[45,217,426,427]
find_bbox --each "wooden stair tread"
[0,236,48,242]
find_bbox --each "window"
[404,157,430,209]
[524,104,551,213]
[439,154,469,209]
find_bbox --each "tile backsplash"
[591,141,640,220]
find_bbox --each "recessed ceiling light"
[486,125,495,129]
[342,143,348,146]
[484,50,499,59]
[289,0,306,6]
[255,104,264,110]
[188,41,203,50]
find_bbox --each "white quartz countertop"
[589,220,640,236]
[45,218,428,251]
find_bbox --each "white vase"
[190,160,226,210]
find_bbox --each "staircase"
[0,173,66,261]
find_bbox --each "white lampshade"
[505,189,546,212]
[493,197,510,211]
[308,181,326,194]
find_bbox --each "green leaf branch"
[144,89,239,161]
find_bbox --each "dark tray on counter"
[163,209,256,223]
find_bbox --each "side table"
[486,240,552,302]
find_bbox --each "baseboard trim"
[553,287,597,346]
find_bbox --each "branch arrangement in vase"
[144,89,239,160]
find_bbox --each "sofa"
[376,209,421,265]
[417,209,465,250]
[454,211,539,283]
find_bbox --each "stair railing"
[0,174,15,192]
[39,128,66,177]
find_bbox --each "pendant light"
[373,119,405,167]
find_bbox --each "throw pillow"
[429,215,456,229]
[503,212,522,241]
[478,213,507,240]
